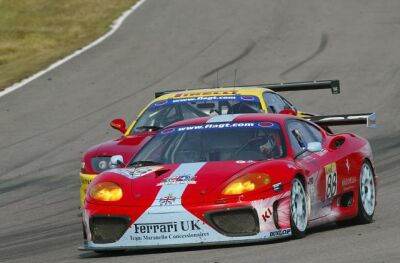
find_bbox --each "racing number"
[325,163,337,198]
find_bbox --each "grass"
[0,0,138,91]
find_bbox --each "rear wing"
[238,79,340,95]
[306,113,376,128]
[154,79,340,98]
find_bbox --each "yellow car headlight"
[89,182,123,201]
[222,173,271,195]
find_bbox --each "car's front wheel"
[356,161,376,224]
[290,177,308,238]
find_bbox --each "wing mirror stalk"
[294,142,322,159]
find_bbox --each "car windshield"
[132,95,263,133]
[131,121,286,164]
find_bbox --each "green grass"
[0,0,138,90]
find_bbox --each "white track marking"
[0,0,148,99]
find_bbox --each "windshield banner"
[150,95,260,108]
[160,121,280,134]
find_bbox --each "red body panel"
[82,131,156,174]
[83,114,376,250]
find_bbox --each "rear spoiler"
[155,90,184,98]
[306,113,376,128]
[253,79,340,95]
[154,79,340,98]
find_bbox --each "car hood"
[92,133,154,156]
[83,131,156,172]
[95,161,258,206]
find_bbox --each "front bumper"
[82,192,292,250]
[80,173,97,206]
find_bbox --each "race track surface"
[1,0,399,262]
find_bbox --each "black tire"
[290,177,308,238]
[355,161,376,224]
[94,250,125,255]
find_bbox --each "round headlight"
[91,157,112,173]
[89,182,123,201]
[222,173,271,195]
[98,160,108,170]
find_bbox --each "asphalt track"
[0,0,399,262]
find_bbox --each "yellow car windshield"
[132,96,263,133]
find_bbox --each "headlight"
[91,157,112,173]
[222,173,271,195]
[89,182,123,201]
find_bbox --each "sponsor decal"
[80,177,92,185]
[161,121,280,134]
[307,176,316,197]
[159,193,177,206]
[252,192,291,232]
[325,162,338,198]
[269,229,291,237]
[157,174,197,186]
[149,94,260,108]
[261,208,273,222]
[174,90,238,97]
[314,149,328,157]
[153,100,168,107]
[272,182,283,192]
[172,96,236,103]
[113,166,163,179]
[342,176,356,187]
[236,160,256,164]
[161,127,175,134]
[240,95,256,101]
[257,122,274,128]
[133,220,202,234]
[346,159,351,173]
[130,220,210,242]
[130,232,210,241]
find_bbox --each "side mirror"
[306,142,322,152]
[110,119,127,134]
[279,109,297,116]
[110,155,125,167]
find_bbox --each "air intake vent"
[90,215,130,243]
[205,207,259,236]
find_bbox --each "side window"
[279,95,296,111]
[303,122,323,143]
[263,92,287,113]
[287,120,319,154]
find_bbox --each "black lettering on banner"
[325,163,337,198]
[134,220,201,234]
[270,229,291,237]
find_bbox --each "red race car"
[81,112,376,252]
[79,80,340,205]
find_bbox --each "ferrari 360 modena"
[81,112,376,252]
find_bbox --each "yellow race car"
[80,80,340,205]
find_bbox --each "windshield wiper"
[135,125,163,131]
[129,160,163,167]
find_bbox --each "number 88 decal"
[325,163,337,198]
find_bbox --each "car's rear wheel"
[290,177,308,238]
[356,161,376,224]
